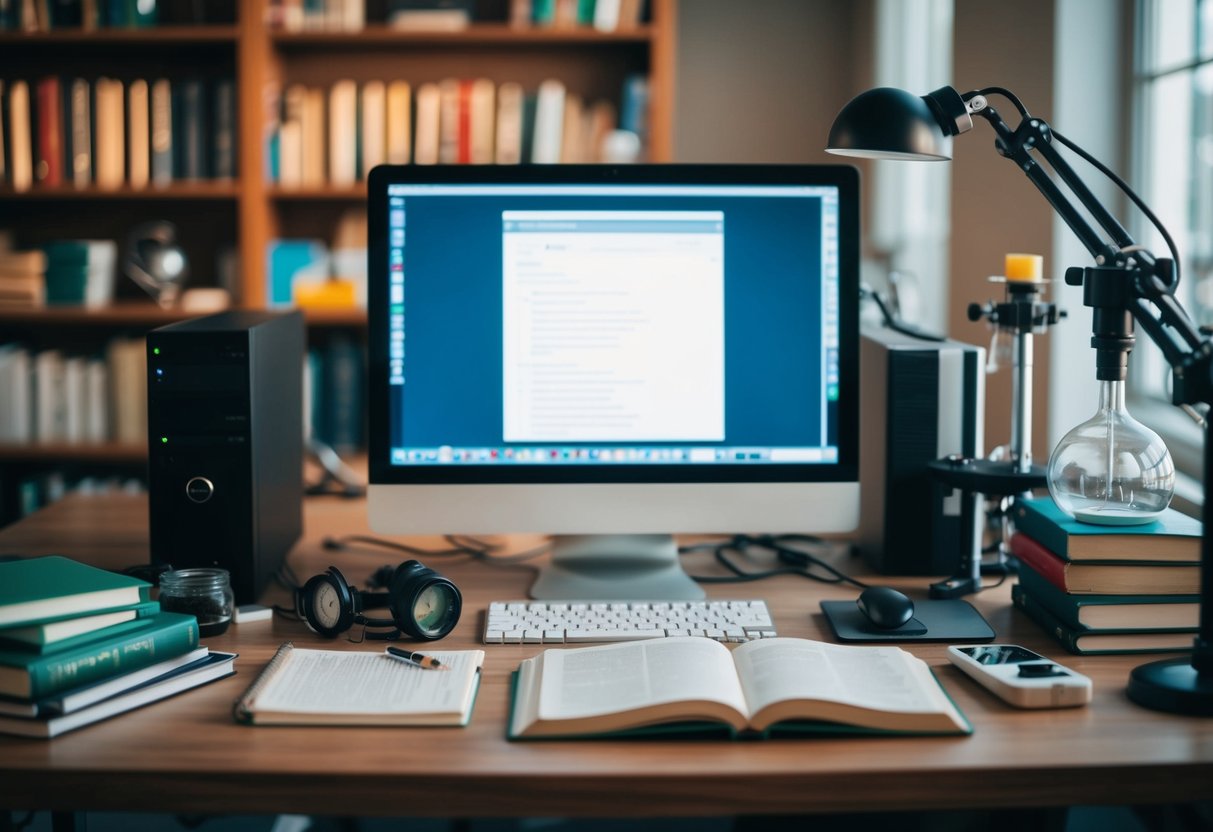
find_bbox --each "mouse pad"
[820,599,995,643]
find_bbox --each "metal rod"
[1011,331,1033,473]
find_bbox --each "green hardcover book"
[0,601,161,653]
[0,612,199,700]
[0,556,151,629]
[1012,497,1200,562]
[1011,585,1196,656]
[1017,565,1199,632]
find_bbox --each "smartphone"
[947,644,1092,708]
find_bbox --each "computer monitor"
[367,165,859,600]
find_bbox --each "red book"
[457,79,472,164]
[35,76,63,187]
[1010,532,1199,596]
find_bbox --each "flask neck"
[1098,379,1127,413]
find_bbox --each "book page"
[251,649,483,715]
[535,637,747,721]
[732,638,953,719]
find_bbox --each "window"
[1130,0,1213,488]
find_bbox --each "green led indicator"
[160,437,168,444]
[827,385,839,402]
[153,347,160,355]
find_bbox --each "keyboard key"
[566,630,667,643]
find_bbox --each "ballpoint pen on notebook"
[385,646,446,670]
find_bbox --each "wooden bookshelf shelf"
[0,443,147,464]
[0,305,188,327]
[304,308,368,327]
[0,25,239,45]
[0,184,240,201]
[270,24,654,48]
[269,185,368,201]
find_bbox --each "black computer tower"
[858,326,985,575]
[147,311,304,603]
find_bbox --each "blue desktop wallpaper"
[392,194,828,450]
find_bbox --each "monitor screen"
[366,165,859,597]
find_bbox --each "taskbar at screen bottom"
[390,445,839,465]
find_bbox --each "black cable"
[861,284,946,342]
[680,534,869,589]
[1050,127,1183,287]
[323,532,550,565]
[976,86,1030,118]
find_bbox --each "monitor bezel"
[367,163,860,486]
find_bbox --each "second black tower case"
[147,311,304,603]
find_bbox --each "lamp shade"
[826,87,953,161]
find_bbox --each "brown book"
[35,77,62,187]
[9,80,34,192]
[127,80,150,190]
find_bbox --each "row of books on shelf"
[267,74,648,184]
[0,556,235,738]
[1009,496,1201,655]
[0,0,183,30]
[0,75,236,192]
[0,338,147,445]
[267,0,648,32]
[0,331,365,452]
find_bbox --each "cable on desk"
[681,534,869,589]
[321,532,551,566]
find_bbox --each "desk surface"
[1,494,1211,817]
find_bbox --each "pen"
[385,646,445,670]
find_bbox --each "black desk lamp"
[826,85,1213,715]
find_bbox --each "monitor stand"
[529,534,706,600]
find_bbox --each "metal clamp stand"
[927,277,1062,599]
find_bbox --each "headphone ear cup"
[299,567,357,638]
[387,560,423,632]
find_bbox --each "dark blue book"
[212,79,236,179]
[1012,496,1200,562]
[173,79,207,179]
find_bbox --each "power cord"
[680,534,869,589]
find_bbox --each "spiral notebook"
[232,642,485,726]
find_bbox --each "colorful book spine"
[0,612,199,700]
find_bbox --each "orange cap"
[1005,253,1043,282]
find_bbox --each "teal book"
[1012,497,1200,562]
[1016,565,1199,632]
[1012,585,1195,656]
[0,612,200,700]
[0,556,151,629]
[508,637,970,740]
[0,601,161,653]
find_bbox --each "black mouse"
[856,586,915,629]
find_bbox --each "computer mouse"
[856,586,915,629]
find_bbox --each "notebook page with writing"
[234,644,485,726]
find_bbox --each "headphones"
[296,560,462,641]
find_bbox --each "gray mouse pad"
[820,599,995,642]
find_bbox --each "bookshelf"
[0,0,677,522]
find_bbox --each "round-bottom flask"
[1047,380,1174,525]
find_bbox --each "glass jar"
[159,568,234,637]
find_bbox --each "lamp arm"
[967,102,1121,263]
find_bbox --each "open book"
[233,643,485,726]
[509,637,970,739]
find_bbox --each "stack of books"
[1010,496,1201,655]
[0,556,235,738]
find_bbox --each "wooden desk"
[1,494,1211,818]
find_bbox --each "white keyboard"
[483,600,777,644]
